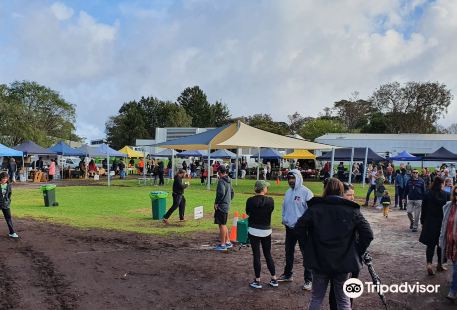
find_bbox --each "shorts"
[214,209,228,225]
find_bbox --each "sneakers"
[447,290,457,301]
[427,264,435,276]
[277,274,293,282]
[249,280,262,289]
[409,223,413,230]
[269,279,279,287]
[8,233,19,238]
[436,264,447,272]
[225,242,233,249]
[303,280,312,291]
[213,244,227,251]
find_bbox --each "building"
[315,133,457,156]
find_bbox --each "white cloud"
[2,0,457,140]
[50,2,73,21]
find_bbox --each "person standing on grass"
[420,177,450,276]
[163,169,188,224]
[158,159,165,186]
[246,180,278,289]
[213,166,234,251]
[8,158,17,183]
[439,185,457,301]
[0,172,18,238]
[405,169,426,232]
[277,169,313,291]
[295,178,373,310]
[48,159,56,181]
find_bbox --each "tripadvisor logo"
[343,278,440,298]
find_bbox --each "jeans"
[452,261,457,294]
[249,233,275,279]
[163,194,186,220]
[309,273,351,310]
[365,185,377,205]
[395,187,406,208]
[329,271,359,310]
[407,200,422,229]
[284,226,312,282]
[426,245,442,265]
[1,208,15,234]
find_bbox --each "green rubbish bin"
[149,191,168,220]
[40,184,58,207]
[236,218,249,244]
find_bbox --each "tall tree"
[244,114,290,135]
[333,99,374,130]
[177,86,212,127]
[209,101,231,127]
[288,112,312,134]
[370,81,452,133]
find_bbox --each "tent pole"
[107,150,110,187]
[257,148,260,181]
[363,147,368,188]
[330,148,335,178]
[172,149,175,178]
[207,144,211,190]
[143,148,146,185]
[349,147,354,184]
[235,148,239,186]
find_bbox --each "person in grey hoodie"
[213,165,234,251]
[277,169,314,291]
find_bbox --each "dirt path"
[0,207,455,309]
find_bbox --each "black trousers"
[158,172,164,185]
[426,245,442,264]
[1,208,15,234]
[249,233,275,279]
[164,194,186,220]
[284,226,313,282]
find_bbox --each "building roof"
[316,133,457,141]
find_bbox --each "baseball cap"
[255,180,270,192]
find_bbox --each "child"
[380,190,391,218]
[444,177,453,193]
[0,172,18,238]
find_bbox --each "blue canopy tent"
[205,149,237,159]
[251,148,283,160]
[177,150,208,158]
[0,143,23,157]
[389,150,422,161]
[76,144,106,157]
[48,141,85,157]
[14,140,56,156]
[95,144,127,186]
[151,149,175,158]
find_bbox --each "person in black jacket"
[295,178,373,310]
[162,169,188,224]
[419,177,450,275]
[246,180,278,289]
[0,172,18,238]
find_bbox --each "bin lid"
[40,184,56,191]
[149,191,168,199]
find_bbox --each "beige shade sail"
[153,121,334,150]
[283,149,317,159]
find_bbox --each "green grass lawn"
[11,178,394,235]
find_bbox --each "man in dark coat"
[163,169,188,223]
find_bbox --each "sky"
[1,0,457,142]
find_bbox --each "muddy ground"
[0,205,455,309]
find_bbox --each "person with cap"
[213,165,234,251]
[162,169,188,224]
[246,180,278,289]
[277,169,313,291]
[405,169,426,232]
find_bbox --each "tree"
[209,101,231,127]
[360,112,388,133]
[370,81,452,133]
[298,118,347,141]
[244,114,290,135]
[287,112,312,134]
[445,123,457,134]
[0,81,80,146]
[333,99,374,130]
[177,86,212,127]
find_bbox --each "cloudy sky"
[1,0,456,141]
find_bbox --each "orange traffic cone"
[230,211,239,242]
[242,213,247,219]
[276,177,280,185]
